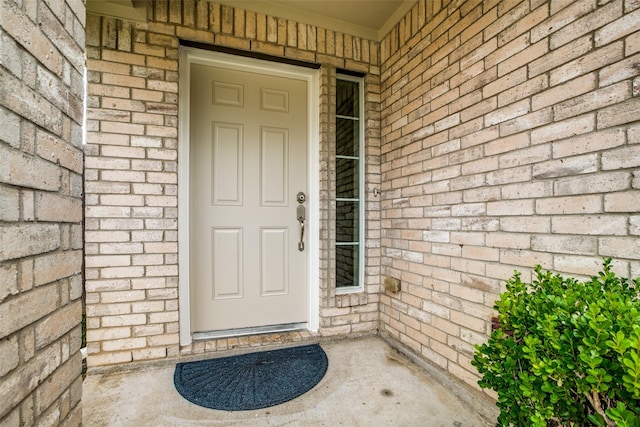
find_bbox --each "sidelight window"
[335,75,364,292]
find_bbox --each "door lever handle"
[297,204,305,251]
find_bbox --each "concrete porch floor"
[83,337,495,426]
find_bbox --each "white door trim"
[178,47,320,346]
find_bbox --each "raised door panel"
[211,228,243,299]
[260,228,288,296]
[261,88,289,112]
[260,127,288,206]
[212,123,243,205]
[213,81,244,107]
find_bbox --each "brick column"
[0,0,85,424]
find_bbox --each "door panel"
[212,123,243,205]
[190,62,308,332]
[261,127,288,206]
[260,227,288,296]
[211,228,243,299]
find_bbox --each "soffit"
[86,0,417,41]
[216,0,416,41]
[86,0,148,22]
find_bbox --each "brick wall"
[0,0,85,424]
[84,1,381,366]
[379,0,640,391]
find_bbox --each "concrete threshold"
[83,336,497,426]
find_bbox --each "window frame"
[335,73,365,294]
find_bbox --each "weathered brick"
[555,171,631,196]
[500,249,553,268]
[631,215,640,237]
[599,236,640,258]
[551,128,625,158]
[486,232,531,249]
[529,35,592,78]
[531,235,597,255]
[499,144,551,169]
[551,1,621,49]
[86,327,131,342]
[0,224,60,262]
[86,132,130,146]
[532,73,596,111]
[500,41,548,77]
[552,215,628,235]
[132,347,168,361]
[0,185,20,222]
[499,2,549,42]
[604,191,640,212]
[597,98,640,129]
[101,170,146,183]
[0,145,61,191]
[0,262,19,306]
[85,255,131,268]
[100,194,145,206]
[499,108,553,137]
[100,290,146,303]
[0,334,19,377]
[565,256,628,279]
[536,195,603,215]
[2,0,64,75]
[531,114,595,145]
[35,300,82,349]
[498,74,548,107]
[484,2,529,38]
[595,8,640,47]
[602,54,640,89]
[35,192,83,222]
[36,131,83,174]
[553,42,624,86]
[86,351,132,367]
[0,284,59,338]
[531,0,595,43]
[487,200,534,216]
[627,24,640,56]
[0,345,61,419]
[533,154,598,179]
[601,146,640,171]
[100,266,145,279]
[34,250,82,287]
[100,314,147,328]
[485,98,531,126]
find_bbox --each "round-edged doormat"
[174,344,328,411]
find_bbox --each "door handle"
[297,204,305,251]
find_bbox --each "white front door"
[189,61,309,333]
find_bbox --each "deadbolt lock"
[297,192,306,204]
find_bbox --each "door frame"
[178,47,320,346]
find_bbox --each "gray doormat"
[174,344,328,411]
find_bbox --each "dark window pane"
[336,158,359,199]
[336,245,359,288]
[336,200,359,242]
[336,118,359,157]
[336,79,359,117]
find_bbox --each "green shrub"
[472,259,640,427]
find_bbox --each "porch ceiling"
[216,0,416,41]
[86,0,416,41]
